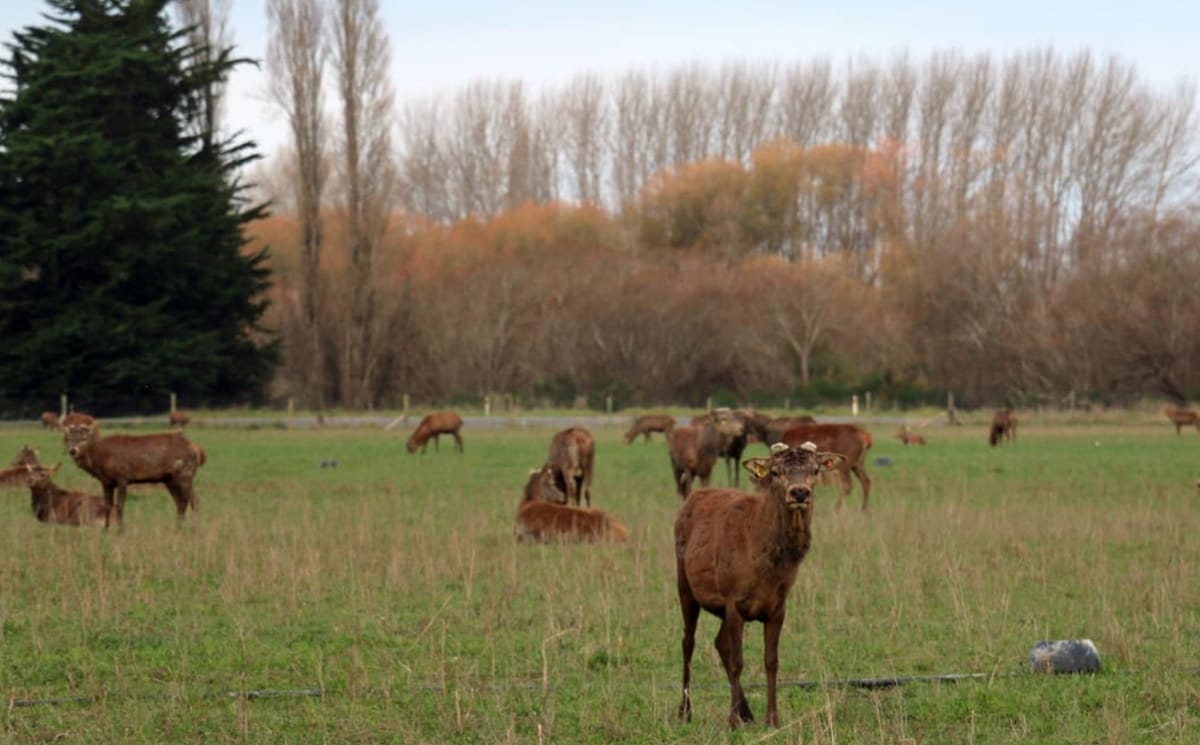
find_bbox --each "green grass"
[1,421,1198,743]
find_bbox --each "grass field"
[1,417,1198,743]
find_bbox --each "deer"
[24,463,110,526]
[989,409,1017,446]
[897,425,926,445]
[514,466,627,543]
[1,445,44,488]
[1163,405,1200,435]
[675,442,842,728]
[545,427,596,507]
[63,421,205,529]
[168,410,191,428]
[623,414,676,444]
[40,411,60,429]
[690,409,749,487]
[778,422,874,511]
[61,411,95,427]
[406,411,464,453]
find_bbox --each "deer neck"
[30,483,52,521]
[755,488,813,568]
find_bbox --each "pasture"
[1,418,1198,743]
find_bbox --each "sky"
[1,0,1196,155]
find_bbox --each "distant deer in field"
[406,411,464,453]
[623,414,676,444]
[40,411,60,429]
[1163,405,1200,435]
[675,442,843,728]
[168,410,191,428]
[63,422,205,529]
[24,463,110,526]
[670,410,744,498]
[897,425,926,446]
[514,466,627,543]
[545,427,596,507]
[989,410,1017,446]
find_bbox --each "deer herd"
[5,401,1196,729]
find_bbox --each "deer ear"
[817,452,845,470]
[50,462,61,472]
[743,457,771,481]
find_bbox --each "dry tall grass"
[1,422,1197,743]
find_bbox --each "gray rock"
[1028,639,1101,674]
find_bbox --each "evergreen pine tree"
[0,0,276,415]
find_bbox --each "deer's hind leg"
[163,477,192,521]
[677,581,701,722]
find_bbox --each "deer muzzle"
[787,485,812,510]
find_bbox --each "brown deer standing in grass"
[623,414,676,444]
[406,411,464,453]
[514,466,627,543]
[675,442,842,728]
[168,410,191,428]
[40,411,60,429]
[1,445,43,488]
[762,415,817,447]
[63,422,205,529]
[670,410,745,497]
[1163,405,1200,435]
[24,464,110,526]
[897,425,926,445]
[690,409,750,487]
[546,427,596,507]
[989,409,1017,446]
[778,422,873,511]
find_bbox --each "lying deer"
[514,466,627,543]
[675,442,842,728]
[25,463,110,526]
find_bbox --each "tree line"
[260,2,1200,411]
[1,0,1197,415]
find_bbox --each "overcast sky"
[1,0,1196,155]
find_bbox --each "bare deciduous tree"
[173,0,232,151]
[267,0,329,407]
[329,0,397,407]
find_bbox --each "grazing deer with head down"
[989,409,1017,446]
[675,442,842,728]
[406,411,465,453]
[623,414,676,444]
[63,421,205,529]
